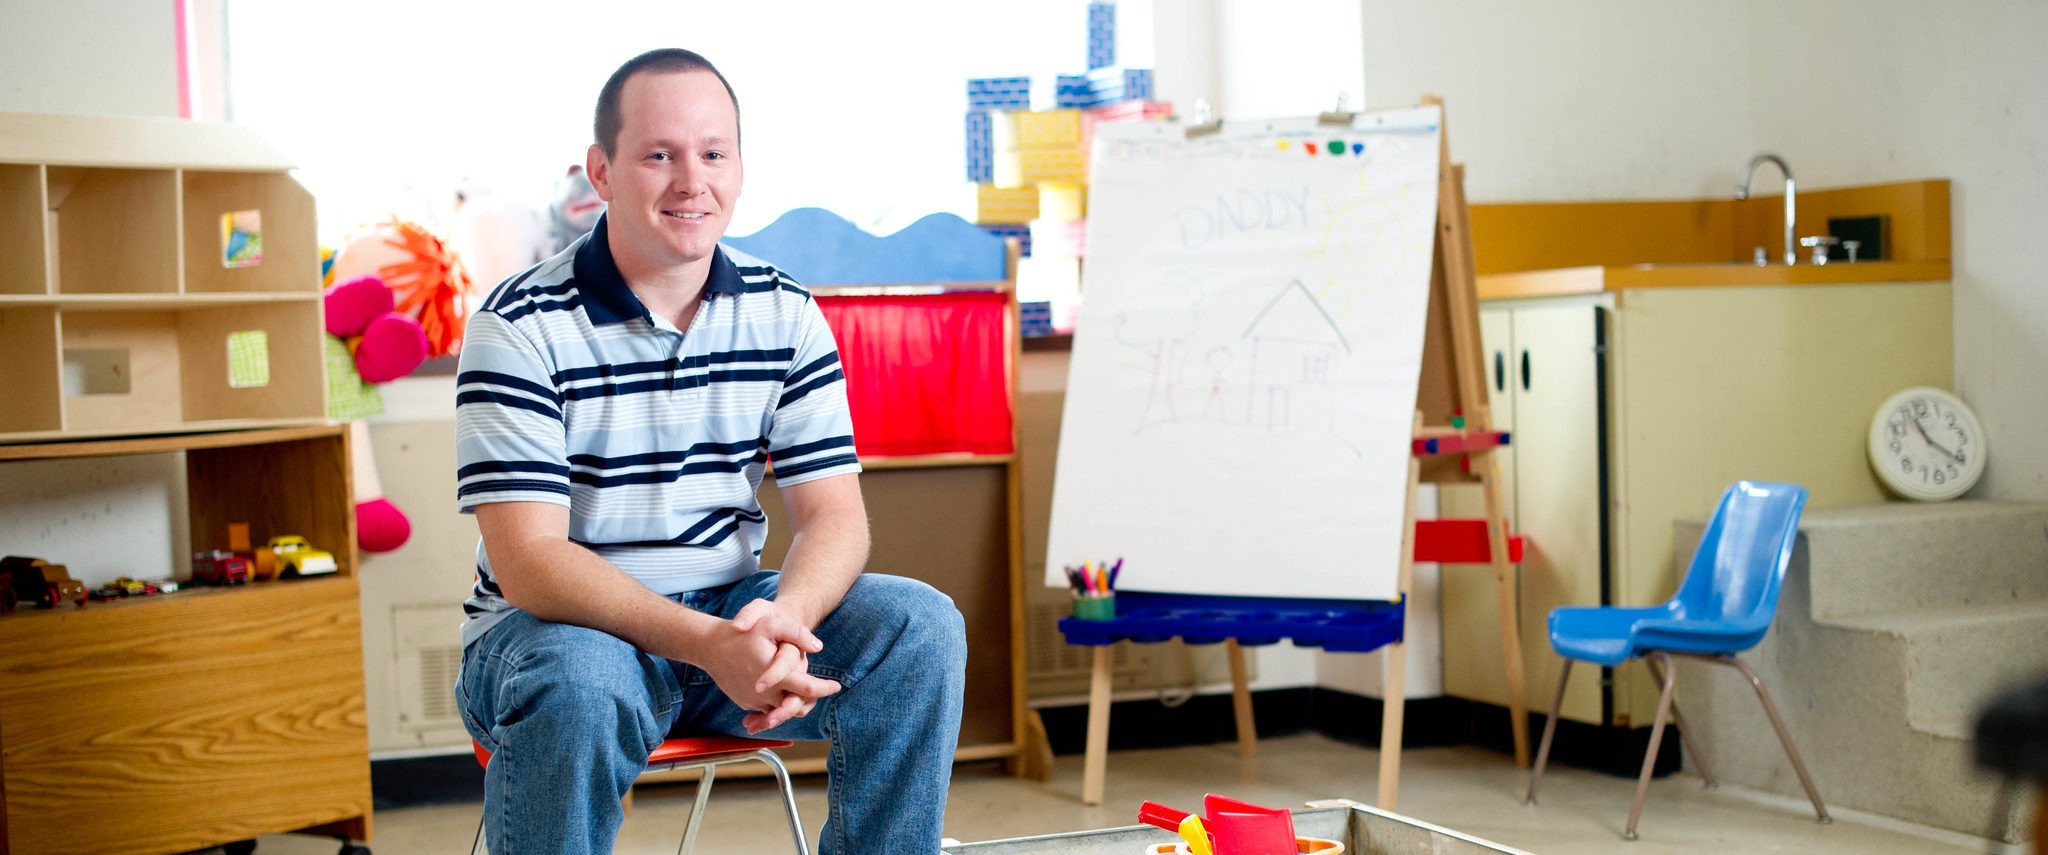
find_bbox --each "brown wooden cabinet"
[0,426,372,855]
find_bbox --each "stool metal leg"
[756,749,814,855]
[1524,658,1572,805]
[678,763,718,855]
[475,747,811,855]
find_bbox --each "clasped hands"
[702,598,842,734]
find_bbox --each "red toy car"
[192,550,252,586]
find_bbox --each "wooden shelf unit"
[0,425,371,855]
[0,114,367,854]
[0,112,327,444]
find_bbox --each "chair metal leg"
[1643,654,1716,788]
[472,818,488,855]
[1524,658,1572,805]
[1624,652,1680,840]
[1723,655,1830,823]
[678,763,717,855]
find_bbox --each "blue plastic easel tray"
[1057,592,1404,653]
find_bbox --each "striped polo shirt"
[453,214,860,647]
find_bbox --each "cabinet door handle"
[1493,350,1505,393]
[1520,350,1531,392]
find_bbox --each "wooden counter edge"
[1478,259,1952,299]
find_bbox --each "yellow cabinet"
[1444,297,1607,726]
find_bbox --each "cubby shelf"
[0,115,369,855]
[0,112,326,445]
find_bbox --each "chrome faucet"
[1737,153,1796,265]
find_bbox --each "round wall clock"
[1869,386,1986,501]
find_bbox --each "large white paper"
[1046,108,1442,601]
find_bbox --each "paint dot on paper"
[1305,142,1319,155]
[1277,139,1292,151]
[1328,139,1346,155]
[1351,142,1365,155]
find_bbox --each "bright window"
[227,1,1147,242]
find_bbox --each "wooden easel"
[1398,93,1532,780]
[1344,93,1533,808]
[1066,96,1528,812]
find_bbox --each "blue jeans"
[457,571,967,855]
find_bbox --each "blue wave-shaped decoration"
[723,207,1007,286]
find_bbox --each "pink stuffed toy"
[328,274,429,384]
[325,274,428,552]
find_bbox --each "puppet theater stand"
[0,113,371,855]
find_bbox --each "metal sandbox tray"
[941,802,1537,855]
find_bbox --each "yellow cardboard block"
[991,109,1083,151]
[1038,183,1087,222]
[993,148,1087,189]
[974,184,1040,223]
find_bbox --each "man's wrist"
[774,590,827,630]
[660,604,728,664]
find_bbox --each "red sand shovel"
[1202,794,1298,855]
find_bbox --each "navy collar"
[573,213,745,326]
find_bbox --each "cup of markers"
[1067,557,1122,621]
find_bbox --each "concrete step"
[1798,500,2048,621]
[1829,600,2048,739]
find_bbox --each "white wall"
[1152,0,1367,121]
[0,0,179,117]
[1355,0,2048,501]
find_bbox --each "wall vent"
[393,604,469,737]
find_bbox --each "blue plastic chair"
[1523,481,1830,839]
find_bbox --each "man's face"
[588,70,742,274]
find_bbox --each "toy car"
[267,536,338,577]
[1,556,86,608]
[192,550,252,586]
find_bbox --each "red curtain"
[816,292,1014,458]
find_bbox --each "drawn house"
[1243,280,1351,432]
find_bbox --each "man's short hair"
[593,48,741,159]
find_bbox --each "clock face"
[1868,387,1986,501]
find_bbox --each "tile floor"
[233,735,2027,854]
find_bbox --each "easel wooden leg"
[1013,709,1055,782]
[1082,644,1114,805]
[1226,638,1257,758]
[1380,412,1420,810]
[1378,640,1408,810]
[1480,464,1531,767]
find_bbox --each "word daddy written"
[1175,185,1312,250]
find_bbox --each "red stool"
[469,735,811,855]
